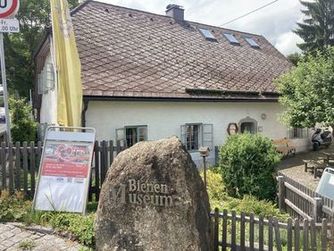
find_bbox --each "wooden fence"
[210,208,334,251]
[0,141,124,200]
[277,172,334,221]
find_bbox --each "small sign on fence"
[33,126,95,214]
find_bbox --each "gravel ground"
[277,144,334,191]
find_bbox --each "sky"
[97,0,305,55]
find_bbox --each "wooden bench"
[303,159,327,178]
[272,138,296,157]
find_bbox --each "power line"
[221,0,279,26]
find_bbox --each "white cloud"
[275,31,303,55]
[98,0,305,54]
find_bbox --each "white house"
[34,1,310,166]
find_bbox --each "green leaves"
[9,96,37,142]
[276,47,334,128]
[5,0,79,97]
[219,134,281,201]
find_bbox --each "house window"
[240,122,256,134]
[239,117,258,134]
[181,124,213,151]
[289,128,308,139]
[116,126,147,147]
[38,63,55,95]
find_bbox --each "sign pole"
[0,32,11,143]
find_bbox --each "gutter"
[83,95,279,103]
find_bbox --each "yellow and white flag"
[50,0,82,127]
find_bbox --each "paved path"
[0,223,83,251]
[278,144,334,190]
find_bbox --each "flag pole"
[0,32,12,143]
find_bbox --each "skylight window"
[223,33,239,44]
[245,37,260,48]
[198,28,217,41]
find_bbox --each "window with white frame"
[288,128,308,139]
[116,126,148,147]
[181,123,213,151]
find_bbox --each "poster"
[34,127,95,213]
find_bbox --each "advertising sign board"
[33,127,95,214]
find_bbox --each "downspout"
[81,99,89,127]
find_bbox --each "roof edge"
[71,0,93,15]
[89,0,264,38]
[83,95,279,103]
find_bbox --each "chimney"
[166,4,184,22]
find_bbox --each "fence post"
[213,208,219,251]
[313,197,322,222]
[277,176,286,212]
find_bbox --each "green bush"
[201,169,289,221]
[9,97,37,142]
[219,133,281,200]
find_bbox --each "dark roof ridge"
[88,0,264,38]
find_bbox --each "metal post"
[203,156,207,189]
[0,32,12,143]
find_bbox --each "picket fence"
[210,208,334,251]
[0,141,124,200]
[277,172,334,221]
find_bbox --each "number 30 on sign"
[0,0,19,18]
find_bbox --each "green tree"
[287,52,303,66]
[295,0,334,53]
[5,0,79,97]
[276,47,334,129]
[219,134,281,201]
[9,97,37,142]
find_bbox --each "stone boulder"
[95,137,211,251]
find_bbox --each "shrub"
[219,133,281,200]
[9,97,37,142]
[201,169,289,221]
[0,191,31,222]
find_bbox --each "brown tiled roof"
[72,1,292,100]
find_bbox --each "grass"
[18,239,36,250]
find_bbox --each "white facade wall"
[85,101,311,167]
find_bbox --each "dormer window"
[224,33,240,45]
[198,28,217,41]
[245,37,260,48]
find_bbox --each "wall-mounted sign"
[227,123,239,135]
[0,0,19,18]
[33,126,95,214]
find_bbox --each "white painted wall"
[85,101,311,166]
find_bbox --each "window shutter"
[180,124,187,146]
[37,73,42,95]
[116,128,126,147]
[138,126,148,141]
[202,124,213,150]
[46,63,55,91]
